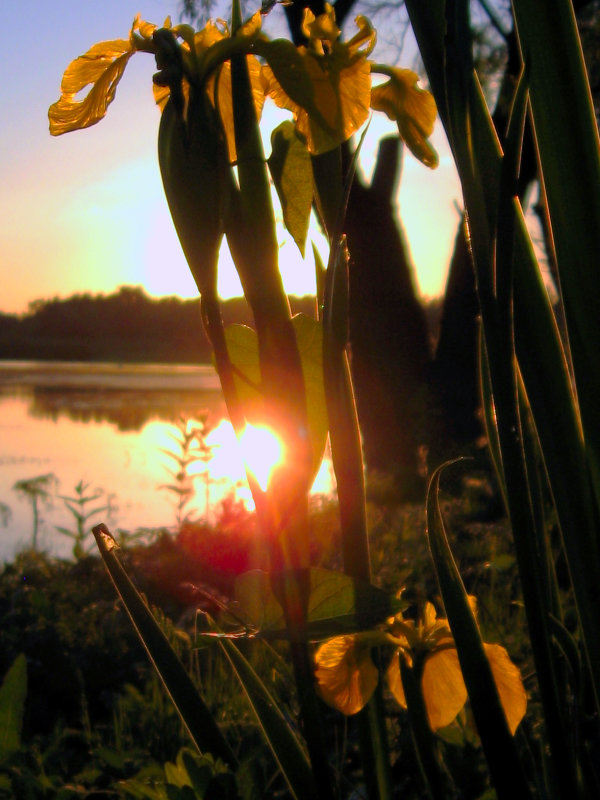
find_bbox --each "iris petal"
[370,68,438,168]
[49,48,134,135]
[484,643,527,735]
[315,634,379,715]
[422,647,468,730]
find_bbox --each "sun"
[239,423,284,492]
[202,420,285,497]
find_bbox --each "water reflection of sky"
[0,362,334,562]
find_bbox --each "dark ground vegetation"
[0,466,537,799]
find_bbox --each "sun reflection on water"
[0,365,336,560]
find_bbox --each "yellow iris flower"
[153,14,266,162]
[48,12,265,163]
[262,3,375,155]
[49,7,438,168]
[315,601,526,734]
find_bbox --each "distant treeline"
[0,286,443,364]
[0,286,319,363]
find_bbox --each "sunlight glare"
[310,453,335,496]
[239,423,284,492]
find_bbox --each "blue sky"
[1,0,461,315]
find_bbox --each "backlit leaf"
[229,567,401,641]
[268,121,313,256]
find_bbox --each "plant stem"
[400,656,449,800]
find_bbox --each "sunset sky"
[1,0,462,316]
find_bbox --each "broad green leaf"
[224,315,328,479]
[229,570,285,633]
[268,121,313,257]
[228,567,401,641]
[0,653,27,759]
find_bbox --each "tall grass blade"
[321,128,393,799]
[512,0,600,492]
[218,637,317,800]
[512,205,600,713]
[405,1,592,792]
[92,524,237,771]
[425,464,533,800]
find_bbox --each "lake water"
[0,361,333,562]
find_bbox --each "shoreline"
[0,359,221,392]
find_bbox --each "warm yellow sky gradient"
[1,0,462,316]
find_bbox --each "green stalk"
[201,293,273,529]
[322,181,392,798]
[510,0,600,708]
[323,238,369,580]
[226,4,333,796]
[228,0,311,540]
[399,656,449,800]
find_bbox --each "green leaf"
[268,122,313,257]
[180,750,216,794]
[0,653,27,760]
[224,315,328,479]
[227,567,401,641]
[229,570,285,633]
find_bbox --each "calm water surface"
[0,361,333,562]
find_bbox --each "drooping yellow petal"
[315,634,379,715]
[49,46,135,135]
[347,16,376,58]
[370,68,438,168]
[421,647,468,730]
[49,16,158,136]
[483,643,527,735]
[387,643,466,729]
